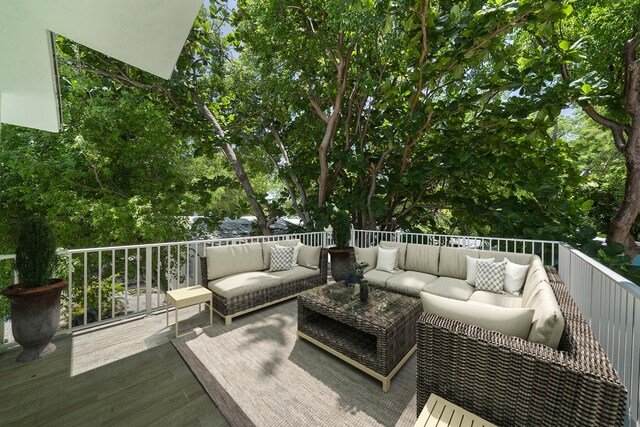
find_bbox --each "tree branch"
[309,93,329,123]
[583,105,628,152]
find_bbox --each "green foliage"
[559,112,627,236]
[68,276,124,323]
[331,210,352,249]
[578,239,640,285]
[15,217,58,287]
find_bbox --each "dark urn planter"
[328,247,354,282]
[2,279,67,362]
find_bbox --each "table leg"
[175,307,179,338]
[166,303,169,326]
[209,297,212,327]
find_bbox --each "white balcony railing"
[1,230,638,425]
[0,232,327,334]
[559,244,639,427]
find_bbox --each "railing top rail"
[353,229,561,245]
[59,231,326,254]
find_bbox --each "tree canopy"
[1,0,636,253]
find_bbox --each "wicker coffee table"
[297,282,421,391]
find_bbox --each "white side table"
[166,285,213,338]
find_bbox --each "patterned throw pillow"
[476,260,507,293]
[270,246,294,272]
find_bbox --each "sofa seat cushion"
[269,266,318,284]
[423,277,475,301]
[386,271,437,297]
[525,281,565,349]
[207,271,282,299]
[363,269,404,287]
[469,291,523,308]
[420,292,535,340]
[206,243,264,280]
[405,244,440,275]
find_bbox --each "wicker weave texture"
[200,248,328,317]
[416,266,627,427]
[298,283,422,376]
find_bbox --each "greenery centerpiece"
[1,216,67,362]
[328,210,353,282]
[344,262,369,301]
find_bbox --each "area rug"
[172,300,417,427]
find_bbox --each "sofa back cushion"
[522,256,549,307]
[420,292,534,339]
[525,281,565,349]
[297,245,321,269]
[479,250,533,266]
[206,243,264,280]
[438,247,480,279]
[355,246,378,273]
[405,244,440,275]
[262,239,300,270]
[379,242,407,269]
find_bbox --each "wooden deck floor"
[0,306,229,426]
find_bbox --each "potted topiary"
[1,216,67,362]
[328,210,354,282]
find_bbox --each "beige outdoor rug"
[172,300,417,427]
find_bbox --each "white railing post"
[145,247,152,316]
[67,253,73,330]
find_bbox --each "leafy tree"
[543,0,640,255]
[0,59,205,250]
[559,112,629,236]
[232,0,584,236]
[62,5,279,235]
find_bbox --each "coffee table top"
[299,282,420,329]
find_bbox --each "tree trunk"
[192,91,271,235]
[607,130,640,256]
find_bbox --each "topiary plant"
[331,210,352,249]
[15,216,58,287]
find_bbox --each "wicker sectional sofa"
[200,240,327,325]
[355,242,627,426]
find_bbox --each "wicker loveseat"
[200,240,328,325]
[416,266,627,427]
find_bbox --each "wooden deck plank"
[0,307,227,426]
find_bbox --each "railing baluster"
[111,250,116,319]
[124,248,129,315]
[144,246,153,316]
[68,253,73,329]
[98,251,102,323]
